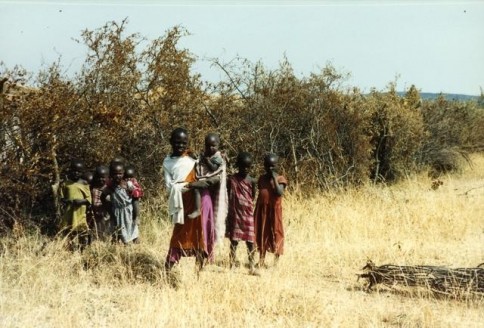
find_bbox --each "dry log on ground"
[357,260,484,296]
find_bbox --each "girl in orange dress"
[254,153,287,268]
[163,128,205,274]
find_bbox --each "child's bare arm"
[203,156,221,172]
[62,198,89,207]
[202,153,223,173]
[272,171,285,196]
[189,175,220,189]
[100,190,108,204]
[101,190,115,219]
[251,177,257,200]
[132,198,140,222]
[71,198,90,207]
[226,177,232,194]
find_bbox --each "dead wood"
[357,260,484,296]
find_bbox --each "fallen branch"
[357,260,484,296]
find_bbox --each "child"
[89,165,111,240]
[82,169,95,240]
[82,170,94,185]
[59,159,92,250]
[102,162,139,244]
[225,152,259,275]
[188,133,224,219]
[163,128,206,275]
[124,165,143,227]
[254,153,288,268]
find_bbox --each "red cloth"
[127,177,143,198]
[89,186,105,225]
[254,174,288,256]
[226,175,255,242]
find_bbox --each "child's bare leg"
[74,230,90,252]
[229,240,238,268]
[132,199,140,244]
[246,242,260,275]
[274,254,280,266]
[188,189,201,219]
[132,198,140,223]
[258,250,267,269]
[164,259,179,288]
[195,250,205,274]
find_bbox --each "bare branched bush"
[1,20,204,232]
[1,20,483,233]
[419,94,483,176]
[366,86,426,182]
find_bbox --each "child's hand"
[189,180,210,189]
[202,156,210,164]
[61,198,71,205]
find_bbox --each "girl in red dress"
[254,153,287,268]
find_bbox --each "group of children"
[59,130,287,278]
[59,158,143,250]
[225,151,287,275]
[163,128,287,277]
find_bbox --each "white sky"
[1,0,483,95]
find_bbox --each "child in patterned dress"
[226,152,259,275]
[124,165,143,224]
[102,162,139,244]
[125,165,143,243]
[89,165,111,240]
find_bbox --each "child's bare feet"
[249,267,260,276]
[230,260,241,269]
[188,210,200,219]
[256,261,268,269]
[274,254,280,266]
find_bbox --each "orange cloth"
[169,168,205,251]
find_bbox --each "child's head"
[68,159,85,182]
[93,165,109,186]
[204,133,220,157]
[169,128,188,156]
[82,170,94,185]
[110,162,125,185]
[263,153,279,174]
[110,157,125,169]
[235,152,253,175]
[125,165,136,179]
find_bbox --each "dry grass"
[1,154,484,327]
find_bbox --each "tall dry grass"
[1,154,483,328]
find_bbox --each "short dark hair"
[94,165,109,178]
[205,132,220,143]
[263,153,278,164]
[170,128,188,142]
[110,162,124,176]
[236,152,252,167]
[70,159,85,170]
